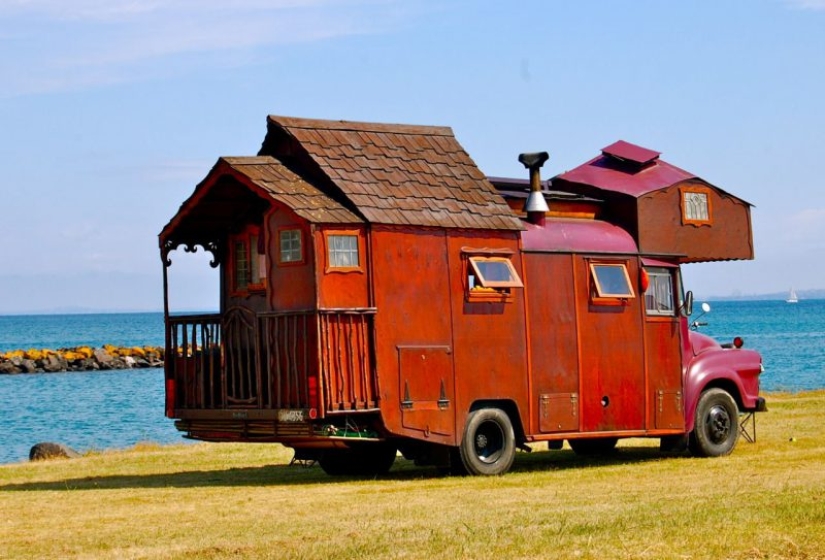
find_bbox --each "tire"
[458,408,516,476]
[318,443,397,476]
[568,437,619,456]
[689,388,739,457]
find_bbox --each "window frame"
[323,229,364,274]
[277,227,304,266]
[468,256,524,289]
[644,267,676,317]
[680,186,713,227]
[589,261,636,304]
[229,225,266,295]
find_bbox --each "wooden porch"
[166,307,379,417]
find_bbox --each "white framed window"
[468,256,523,289]
[324,230,362,272]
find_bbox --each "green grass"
[2,391,824,559]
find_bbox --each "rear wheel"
[568,437,618,455]
[458,408,516,476]
[318,443,397,476]
[689,388,739,457]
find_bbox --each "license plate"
[277,409,306,423]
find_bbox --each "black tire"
[318,443,397,476]
[458,408,516,476]
[568,437,619,456]
[689,388,739,457]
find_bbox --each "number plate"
[277,409,306,423]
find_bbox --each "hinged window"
[590,262,635,300]
[468,256,523,289]
[681,186,712,226]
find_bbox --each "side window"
[589,262,635,303]
[466,255,523,301]
[324,230,363,272]
[230,226,266,294]
[644,267,676,316]
[681,186,713,226]
[278,228,303,264]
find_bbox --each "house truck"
[159,116,765,476]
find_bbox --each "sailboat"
[786,288,799,303]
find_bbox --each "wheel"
[318,443,397,476]
[458,408,516,476]
[689,388,739,457]
[568,437,618,456]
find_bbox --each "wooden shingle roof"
[260,116,524,231]
[221,157,362,224]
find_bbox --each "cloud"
[0,0,412,97]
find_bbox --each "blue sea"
[0,302,823,464]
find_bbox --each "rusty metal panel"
[654,390,684,430]
[399,346,455,437]
[539,393,579,433]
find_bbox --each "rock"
[20,359,37,374]
[29,442,80,461]
[123,356,136,368]
[0,361,21,374]
[93,348,114,364]
[43,354,69,373]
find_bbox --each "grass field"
[2,391,824,559]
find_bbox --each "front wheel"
[689,388,739,457]
[458,408,516,476]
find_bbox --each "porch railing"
[166,307,378,415]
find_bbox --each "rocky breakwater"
[0,345,164,374]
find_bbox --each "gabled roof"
[160,156,362,247]
[260,115,524,231]
[555,140,698,198]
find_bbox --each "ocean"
[0,301,823,464]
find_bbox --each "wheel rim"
[705,404,732,444]
[474,420,505,464]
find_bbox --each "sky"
[1,0,824,313]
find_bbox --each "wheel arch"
[468,399,526,444]
[685,373,744,432]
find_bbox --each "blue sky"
[1,0,823,313]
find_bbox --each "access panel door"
[399,345,455,438]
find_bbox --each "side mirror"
[684,291,694,316]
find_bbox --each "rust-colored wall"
[523,253,580,434]
[369,226,455,444]
[575,256,646,432]
[446,230,528,442]
[315,226,370,309]
[644,317,685,431]
[637,181,754,262]
[267,208,316,311]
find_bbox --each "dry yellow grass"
[2,391,824,559]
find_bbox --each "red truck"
[160,116,765,476]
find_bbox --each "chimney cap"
[518,152,549,169]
